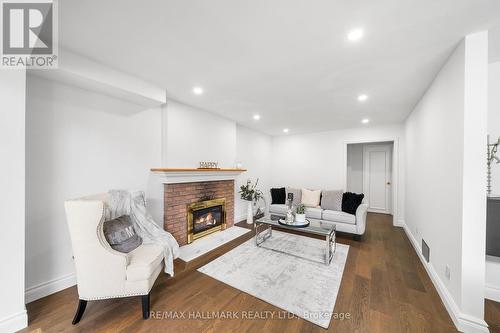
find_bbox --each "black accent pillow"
[342,192,364,215]
[270,187,286,204]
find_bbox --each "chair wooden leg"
[142,293,150,319]
[72,299,87,325]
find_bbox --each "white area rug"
[179,226,251,262]
[198,230,349,328]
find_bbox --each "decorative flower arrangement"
[296,203,306,215]
[239,179,263,202]
[295,203,306,223]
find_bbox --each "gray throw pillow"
[103,215,142,253]
[286,187,302,205]
[321,190,344,211]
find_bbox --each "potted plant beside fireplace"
[239,179,263,224]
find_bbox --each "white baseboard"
[401,223,489,333]
[0,310,27,333]
[394,219,405,227]
[485,284,500,302]
[25,273,76,304]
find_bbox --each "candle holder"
[284,193,295,224]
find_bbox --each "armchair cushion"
[126,244,164,282]
[103,215,142,253]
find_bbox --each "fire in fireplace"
[193,205,223,233]
[187,198,226,243]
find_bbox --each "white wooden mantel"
[150,168,246,184]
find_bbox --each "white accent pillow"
[301,189,322,207]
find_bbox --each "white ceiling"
[59,0,500,136]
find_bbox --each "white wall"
[163,100,236,168]
[25,75,162,302]
[485,61,500,302]
[404,32,488,332]
[489,62,500,195]
[346,144,363,193]
[25,79,274,302]
[271,124,405,223]
[151,100,272,223]
[235,125,273,221]
[0,71,28,332]
[461,31,488,322]
[405,39,465,308]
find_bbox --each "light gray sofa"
[269,198,368,238]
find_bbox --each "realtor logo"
[1,0,58,68]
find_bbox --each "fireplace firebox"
[187,198,226,243]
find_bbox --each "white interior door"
[363,144,393,214]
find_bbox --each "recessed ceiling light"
[357,94,368,102]
[192,86,204,95]
[361,118,370,124]
[283,128,289,133]
[253,114,261,120]
[347,28,364,42]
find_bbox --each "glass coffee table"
[254,215,336,265]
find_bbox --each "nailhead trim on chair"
[81,291,152,301]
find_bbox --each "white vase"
[295,213,306,223]
[246,200,254,224]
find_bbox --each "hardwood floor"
[486,299,500,333]
[20,213,497,332]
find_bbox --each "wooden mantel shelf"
[150,168,247,172]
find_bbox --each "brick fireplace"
[163,180,235,246]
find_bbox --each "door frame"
[342,137,402,227]
[362,143,393,214]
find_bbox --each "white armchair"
[64,193,164,324]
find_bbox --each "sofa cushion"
[271,187,286,204]
[301,189,321,207]
[321,190,343,211]
[342,192,365,215]
[103,215,142,253]
[286,187,302,206]
[305,207,322,219]
[126,244,164,282]
[269,204,288,215]
[322,210,356,225]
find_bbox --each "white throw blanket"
[106,190,180,276]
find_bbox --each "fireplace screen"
[187,198,226,243]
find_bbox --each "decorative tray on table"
[278,219,310,228]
